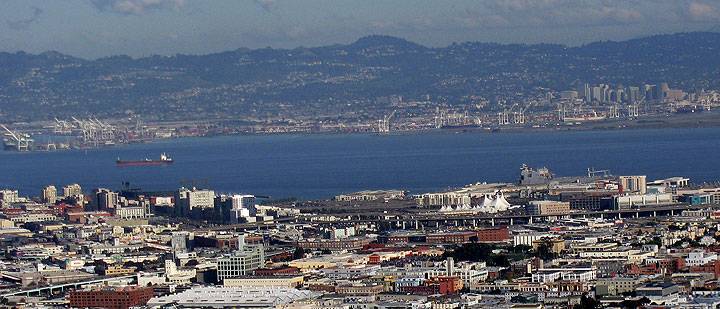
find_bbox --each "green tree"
[574,294,600,309]
[292,247,305,260]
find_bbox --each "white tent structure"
[439,205,453,212]
[438,191,512,214]
[474,192,511,213]
[490,191,511,212]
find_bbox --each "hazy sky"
[1,0,719,59]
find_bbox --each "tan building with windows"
[619,176,647,194]
[526,201,571,216]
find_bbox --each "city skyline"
[0,0,719,59]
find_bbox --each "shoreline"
[3,111,720,155]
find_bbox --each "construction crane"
[1,124,34,151]
[378,110,396,133]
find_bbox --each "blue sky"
[1,0,719,59]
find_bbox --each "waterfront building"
[94,188,119,211]
[619,176,647,195]
[41,185,57,203]
[175,187,215,217]
[63,183,83,198]
[526,201,571,216]
[0,189,19,207]
[334,190,405,202]
[613,193,673,209]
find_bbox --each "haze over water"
[1,128,718,199]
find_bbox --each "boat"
[116,153,173,167]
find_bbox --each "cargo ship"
[116,153,173,167]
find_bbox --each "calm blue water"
[0,128,718,199]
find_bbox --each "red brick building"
[426,232,476,244]
[429,276,463,294]
[475,226,510,242]
[689,260,720,279]
[399,277,463,295]
[68,286,153,309]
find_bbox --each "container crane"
[378,110,396,133]
[1,124,33,151]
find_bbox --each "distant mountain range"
[1,32,719,122]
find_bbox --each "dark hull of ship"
[116,160,173,167]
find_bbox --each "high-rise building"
[217,235,265,282]
[0,189,19,207]
[619,176,647,195]
[41,185,57,204]
[63,184,83,198]
[175,187,215,217]
[95,188,119,211]
[592,86,602,103]
[231,195,257,216]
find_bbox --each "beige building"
[63,184,83,198]
[619,176,647,194]
[42,185,57,203]
[526,201,571,216]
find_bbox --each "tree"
[574,294,600,309]
[535,241,555,260]
[292,247,305,260]
[490,254,510,267]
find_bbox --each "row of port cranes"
[555,98,645,123]
[53,117,117,147]
[496,99,536,125]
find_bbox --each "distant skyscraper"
[0,190,19,207]
[583,83,591,102]
[592,86,602,103]
[95,188,119,211]
[175,187,215,217]
[63,184,83,200]
[42,185,57,204]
